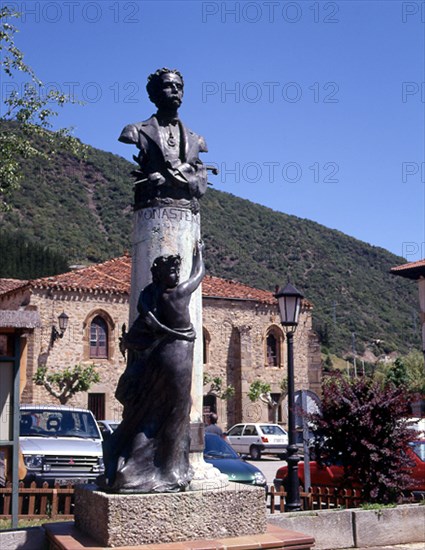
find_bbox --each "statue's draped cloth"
[102,285,196,493]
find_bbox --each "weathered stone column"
[129,205,203,425]
[130,204,226,489]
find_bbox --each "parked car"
[97,420,120,440]
[226,423,288,460]
[274,440,425,499]
[204,433,267,487]
[19,405,104,487]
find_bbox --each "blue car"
[204,433,267,487]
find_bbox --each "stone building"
[391,258,425,357]
[0,256,321,430]
[391,258,425,419]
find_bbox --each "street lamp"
[275,282,304,512]
[50,312,69,346]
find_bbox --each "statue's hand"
[194,239,204,256]
[178,163,195,176]
[148,172,166,186]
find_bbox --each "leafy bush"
[311,373,415,504]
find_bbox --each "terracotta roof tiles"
[0,278,29,294]
[0,255,311,307]
[391,258,425,280]
[202,275,275,304]
[31,255,132,294]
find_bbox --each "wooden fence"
[0,483,419,520]
[0,482,74,520]
[267,485,363,513]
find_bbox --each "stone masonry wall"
[202,298,319,430]
[0,288,128,419]
[1,287,321,426]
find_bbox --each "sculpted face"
[152,256,181,288]
[156,73,183,110]
[163,263,179,288]
[156,262,179,288]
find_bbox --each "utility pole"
[352,333,357,378]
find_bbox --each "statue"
[100,241,205,493]
[119,68,209,211]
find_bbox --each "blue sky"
[3,0,424,261]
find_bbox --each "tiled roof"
[391,259,425,280]
[30,255,132,294]
[0,278,29,294]
[0,255,311,307]
[202,275,275,304]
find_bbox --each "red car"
[274,440,425,498]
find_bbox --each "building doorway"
[88,393,105,420]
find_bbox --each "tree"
[0,6,84,209]
[248,379,288,424]
[323,354,334,373]
[310,372,415,504]
[203,374,235,400]
[385,357,408,388]
[33,364,100,405]
[376,351,425,395]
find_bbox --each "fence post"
[51,486,58,519]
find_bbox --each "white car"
[226,423,288,460]
[20,405,104,486]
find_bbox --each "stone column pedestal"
[75,483,267,547]
[129,204,225,487]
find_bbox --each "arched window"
[267,333,278,366]
[90,316,108,358]
[265,325,283,367]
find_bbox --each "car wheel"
[249,445,261,460]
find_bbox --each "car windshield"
[20,409,100,439]
[409,441,425,462]
[204,434,239,459]
[260,425,286,435]
[228,425,244,436]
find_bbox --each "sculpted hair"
[151,255,181,283]
[146,68,184,104]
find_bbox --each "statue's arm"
[179,241,205,296]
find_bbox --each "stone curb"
[267,504,425,550]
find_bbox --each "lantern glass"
[275,283,304,328]
[58,312,69,332]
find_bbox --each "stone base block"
[75,482,267,547]
[353,504,425,547]
[268,509,354,550]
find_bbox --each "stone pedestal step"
[44,522,315,550]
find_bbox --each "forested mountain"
[0,128,419,357]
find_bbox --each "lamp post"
[275,282,304,512]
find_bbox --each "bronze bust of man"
[119,68,208,210]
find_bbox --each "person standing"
[205,413,224,437]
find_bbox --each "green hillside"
[0,130,419,357]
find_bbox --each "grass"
[360,503,397,510]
